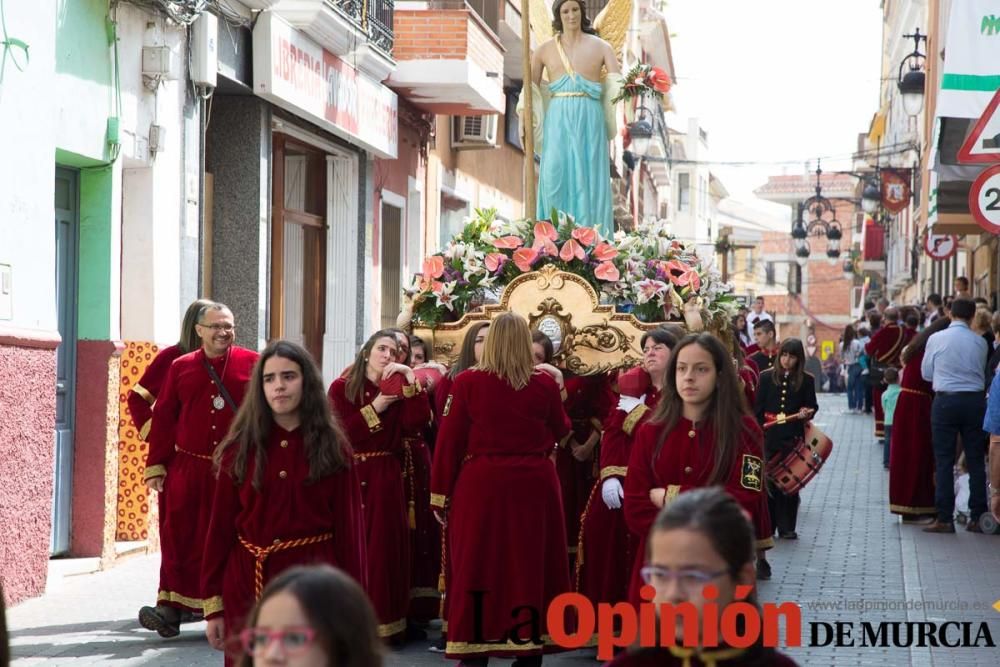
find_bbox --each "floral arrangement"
[611,62,672,105]
[405,209,739,331]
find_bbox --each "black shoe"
[428,636,447,653]
[778,530,798,540]
[459,658,488,667]
[138,605,180,638]
[179,610,203,624]
[922,521,956,534]
[756,558,771,580]
[512,657,542,667]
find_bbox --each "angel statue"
[520,0,629,239]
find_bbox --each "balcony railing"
[337,0,395,55]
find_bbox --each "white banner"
[937,0,1000,119]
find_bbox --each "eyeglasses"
[239,626,316,655]
[198,322,235,332]
[639,566,730,592]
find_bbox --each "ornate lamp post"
[789,162,847,266]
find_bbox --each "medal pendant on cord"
[213,395,225,410]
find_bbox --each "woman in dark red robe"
[432,313,571,664]
[625,333,771,606]
[202,340,366,664]
[328,329,431,643]
[889,317,950,521]
[576,327,677,612]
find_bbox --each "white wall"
[0,1,57,332]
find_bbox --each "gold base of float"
[412,265,708,375]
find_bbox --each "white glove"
[617,394,645,413]
[602,477,624,510]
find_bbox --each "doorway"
[380,200,403,329]
[53,167,79,555]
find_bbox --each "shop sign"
[253,11,398,159]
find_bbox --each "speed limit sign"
[924,234,958,260]
[969,164,1000,234]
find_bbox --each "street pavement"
[7,394,1000,666]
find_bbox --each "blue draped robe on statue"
[537,73,613,239]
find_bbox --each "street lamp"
[861,178,881,214]
[897,29,927,117]
[788,163,846,263]
[627,118,654,158]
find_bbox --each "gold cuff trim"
[600,466,628,480]
[446,635,555,655]
[430,493,448,509]
[664,484,681,507]
[139,419,152,441]
[144,464,167,481]
[890,504,937,515]
[157,590,207,611]
[203,595,224,617]
[622,404,649,436]
[410,587,442,600]
[133,383,155,405]
[377,618,406,638]
[360,405,382,432]
[402,382,421,399]
[755,537,775,551]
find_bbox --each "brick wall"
[393,9,503,74]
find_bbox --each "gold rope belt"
[353,451,393,462]
[900,387,931,397]
[239,532,334,599]
[175,446,213,461]
[551,92,588,97]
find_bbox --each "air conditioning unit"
[452,115,498,149]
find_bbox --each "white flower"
[635,279,668,305]
[463,256,487,279]
[433,281,457,311]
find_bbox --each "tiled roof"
[753,173,856,197]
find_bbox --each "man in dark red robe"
[139,303,258,637]
[865,307,913,439]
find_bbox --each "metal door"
[52,167,79,555]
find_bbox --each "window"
[766,262,776,286]
[677,173,690,211]
[380,202,403,329]
[505,87,522,151]
[440,191,470,248]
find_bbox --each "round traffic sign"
[923,234,958,261]
[969,164,1000,234]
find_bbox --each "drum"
[765,421,833,494]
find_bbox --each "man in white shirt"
[746,296,773,341]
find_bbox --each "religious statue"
[520,0,629,240]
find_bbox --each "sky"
[660,0,884,209]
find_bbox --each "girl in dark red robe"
[328,330,431,643]
[432,312,572,665]
[576,327,678,613]
[609,488,798,667]
[202,340,367,664]
[889,317,950,521]
[625,333,771,606]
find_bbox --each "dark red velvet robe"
[405,432,439,622]
[888,350,936,516]
[624,416,771,605]
[328,376,430,640]
[128,344,184,440]
[145,346,258,612]
[576,388,660,611]
[865,324,913,438]
[608,645,799,666]
[200,426,367,661]
[557,374,614,561]
[431,369,572,659]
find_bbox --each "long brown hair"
[344,330,399,404]
[215,340,350,491]
[776,337,807,391]
[239,565,383,667]
[531,330,554,363]
[179,299,215,353]
[841,324,856,347]
[449,322,489,379]
[649,333,756,485]
[477,312,534,390]
[900,316,951,365]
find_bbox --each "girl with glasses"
[577,327,677,611]
[609,488,797,666]
[624,333,772,606]
[431,313,572,666]
[238,564,382,667]
[201,340,366,663]
[328,330,431,644]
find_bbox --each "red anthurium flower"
[595,261,620,282]
[592,242,618,262]
[422,255,445,279]
[571,227,597,247]
[532,235,559,257]
[513,247,540,272]
[559,239,586,262]
[533,221,558,241]
[647,67,671,93]
[484,253,508,273]
[493,235,524,250]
